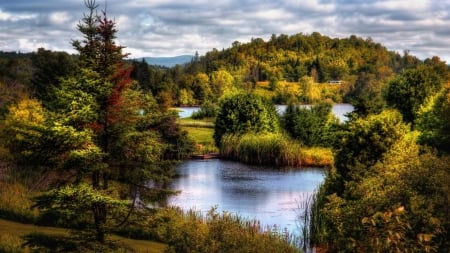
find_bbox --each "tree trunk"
[93,202,107,243]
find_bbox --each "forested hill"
[2,33,448,109]
[126,32,448,107]
[186,32,420,83]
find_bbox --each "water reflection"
[168,159,325,235]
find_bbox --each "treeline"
[133,33,449,108]
[1,33,446,109]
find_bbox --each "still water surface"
[168,159,325,235]
[170,103,345,234]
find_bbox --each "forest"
[1,0,450,252]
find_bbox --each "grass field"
[178,117,218,154]
[0,218,166,253]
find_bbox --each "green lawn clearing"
[0,218,166,253]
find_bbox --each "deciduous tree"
[214,93,280,146]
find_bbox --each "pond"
[167,159,326,235]
[175,103,354,122]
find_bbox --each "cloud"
[0,0,449,63]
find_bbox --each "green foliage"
[416,87,450,153]
[281,102,337,147]
[345,72,384,116]
[191,101,219,119]
[311,106,450,252]
[30,48,77,108]
[384,65,444,123]
[214,93,280,146]
[33,184,130,230]
[129,32,412,106]
[152,207,300,253]
[317,134,450,252]
[331,110,409,194]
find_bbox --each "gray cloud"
[1,0,449,63]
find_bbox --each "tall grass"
[0,180,38,223]
[0,234,25,253]
[220,133,333,167]
[153,207,301,253]
[306,184,328,251]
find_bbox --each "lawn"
[0,218,166,253]
[178,117,218,154]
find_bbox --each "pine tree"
[31,0,187,244]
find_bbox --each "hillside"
[129,33,435,107]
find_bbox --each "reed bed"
[220,133,333,167]
[156,207,301,253]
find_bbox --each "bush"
[214,93,280,146]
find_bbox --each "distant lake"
[168,159,325,235]
[175,103,354,122]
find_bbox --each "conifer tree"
[31,0,188,244]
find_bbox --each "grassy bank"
[0,218,166,253]
[178,117,218,155]
[220,132,333,167]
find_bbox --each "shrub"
[214,93,280,146]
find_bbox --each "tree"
[281,102,336,147]
[214,93,280,146]
[318,134,450,252]
[346,72,384,117]
[416,87,450,153]
[30,48,77,108]
[130,59,151,91]
[28,1,191,244]
[384,65,443,123]
[192,72,213,102]
[328,110,409,195]
[210,70,235,98]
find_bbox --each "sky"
[1,0,449,62]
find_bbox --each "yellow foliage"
[6,99,45,126]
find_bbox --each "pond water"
[168,159,326,235]
[175,103,354,122]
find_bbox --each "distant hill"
[140,55,193,67]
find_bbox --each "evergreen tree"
[30,0,191,244]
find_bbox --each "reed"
[220,133,333,167]
[155,207,301,253]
